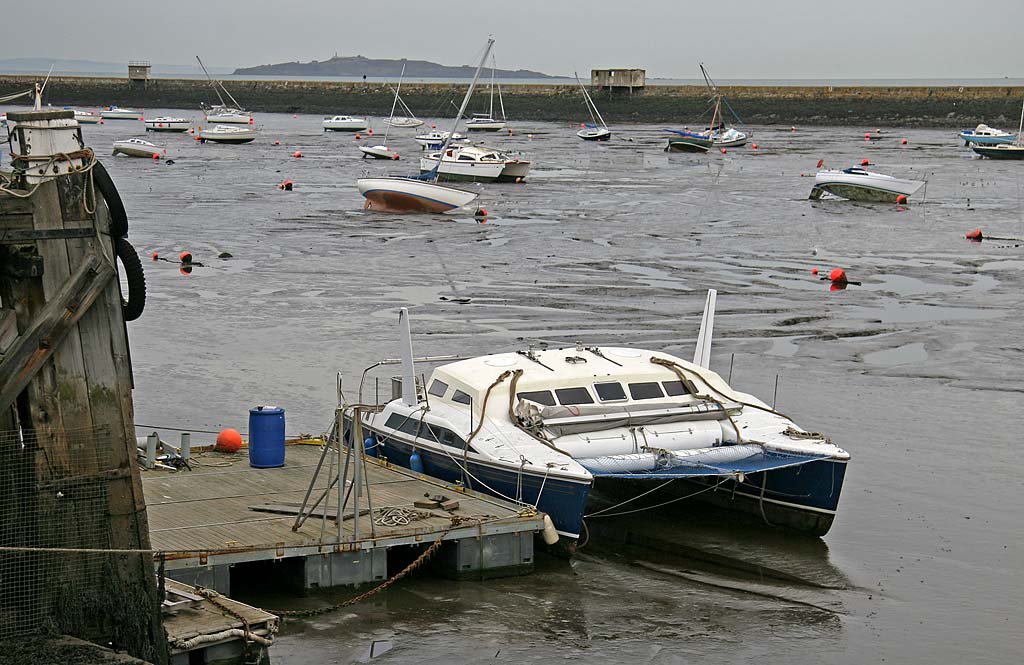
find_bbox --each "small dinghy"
[810,167,925,202]
[145,117,191,132]
[323,115,369,132]
[712,125,747,147]
[101,106,143,120]
[198,124,257,144]
[112,138,163,158]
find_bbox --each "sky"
[3,0,1022,79]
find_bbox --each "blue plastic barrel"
[248,406,285,468]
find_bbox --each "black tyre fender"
[93,159,129,238]
[115,237,146,321]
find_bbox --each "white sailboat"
[465,56,507,131]
[112,138,164,158]
[575,72,611,141]
[386,83,425,128]
[356,39,495,214]
[197,56,254,125]
[972,94,1024,159]
[360,63,406,160]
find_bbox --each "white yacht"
[420,145,530,183]
[112,138,163,158]
[101,106,143,120]
[323,115,369,131]
[145,117,192,132]
[198,124,257,144]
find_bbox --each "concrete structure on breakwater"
[2,75,1023,126]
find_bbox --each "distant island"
[232,55,554,78]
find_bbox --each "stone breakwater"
[3,75,1023,126]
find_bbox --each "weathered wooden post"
[0,107,166,663]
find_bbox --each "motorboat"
[351,294,850,547]
[323,115,369,132]
[145,117,191,132]
[101,106,143,120]
[359,144,398,160]
[414,130,466,149]
[112,138,163,158]
[959,124,1014,146]
[356,38,494,214]
[420,145,528,183]
[810,167,926,202]
[356,177,478,213]
[197,56,254,125]
[575,72,612,141]
[713,126,747,147]
[198,124,257,144]
[72,110,101,124]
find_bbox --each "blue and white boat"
[959,123,1015,145]
[353,294,851,550]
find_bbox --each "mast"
[196,56,227,107]
[383,63,405,146]
[575,71,607,129]
[432,38,495,180]
[1017,93,1024,146]
[488,57,495,119]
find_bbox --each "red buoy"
[368,128,373,135]
[861,158,870,165]
[896,194,908,204]
[273,140,280,145]
[475,207,488,217]
[293,151,302,158]
[151,153,160,160]
[151,252,159,261]
[179,251,193,265]
[100,120,105,125]
[752,143,758,150]
[965,228,984,240]
[278,180,294,191]
[829,268,847,283]
[431,124,437,129]
[194,136,201,141]
[355,133,361,139]
[901,138,908,145]
[140,116,145,122]
[816,159,825,168]
[811,267,819,275]
[215,428,243,453]
[864,133,871,139]
[720,148,727,154]
[392,153,399,160]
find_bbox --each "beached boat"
[323,115,369,132]
[713,125,748,147]
[959,123,1014,146]
[385,84,425,128]
[575,72,611,141]
[145,117,191,132]
[359,64,407,160]
[810,167,926,202]
[465,57,507,131]
[198,124,257,144]
[351,295,850,546]
[73,110,101,124]
[666,65,748,152]
[112,138,163,158]
[197,56,254,125]
[420,145,526,183]
[972,95,1024,159]
[414,130,466,149]
[356,38,495,213]
[101,106,143,120]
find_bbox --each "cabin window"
[662,380,692,397]
[384,413,437,442]
[594,382,627,402]
[628,382,664,400]
[452,390,472,405]
[555,387,595,405]
[428,380,448,398]
[428,424,476,453]
[517,390,556,406]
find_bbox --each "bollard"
[180,432,191,462]
[145,432,159,469]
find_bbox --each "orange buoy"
[515,177,522,183]
[861,158,870,165]
[811,267,819,275]
[278,180,294,191]
[431,124,436,129]
[151,252,159,261]
[829,268,847,283]
[179,251,193,264]
[864,133,871,139]
[896,194,908,204]
[720,148,727,154]
[215,428,243,453]
[752,143,758,150]
[816,159,824,168]
[293,151,302,158]
[475,207,488,217]
[368,128,373,135]
[152,153,160,159]
[901,138,908,144]
[355,133,361,139]
[140,116,145,122]
[965,228,984,240]
[194,136,201,141]
[273,140,280,145]
[580,123,585,128]
[392,153,399,160]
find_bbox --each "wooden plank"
[0,309,17,355]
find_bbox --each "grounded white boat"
[959,123,1014,145]
[356,177,478,213]
[810,167,926,202]
[385,84,424,128]
[197,56,254,125]
[351,295,850,546]
[575,71,611,141]
[72,110,101,124]
[388,116,424,128]
[101,106,143,120]
[972,95,1024,159]
[356,38,495,213]
[198,124,257,144]
[414,131,466,149]
[712,125,748,147]
[359,145,398,159]
[466,57,508,131]
[145,117,191,132]
[323,115,369,132]
[420,146,507,183]
[112,138,163,158]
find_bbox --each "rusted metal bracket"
[0,253,115,413]
[0,227,97,243]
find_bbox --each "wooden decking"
[143,444,543,570]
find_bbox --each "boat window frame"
[516,390,556,407]
[554,387,596,406]
[628,381,665,400]
[662,380,693,397]
[427,379,449,398]
[451,390,472,405]
[593,381,627,402]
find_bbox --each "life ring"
[115,236,146,321]
[92,159,129,238]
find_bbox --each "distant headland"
[232,55,555,79]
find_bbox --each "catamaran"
[197,56,254,125]
[356,39,495,213]
[575,71,611,141]
[349,294,850,549]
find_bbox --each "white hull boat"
[145,117,191,132]
[359,144,398,160]
[959,123,1014,145]
[575,71,612,142]
[415,131,466,149]
[112,138,163,158]
[199,124,257,144]
[387,116,424,128]
[712,126,747,147]
[73,110,101,124]
[101,107,143,120]
[810,167,925,202]
[578,126,611,141]
[350,296,850,545]
[420,146,507,183]
[203,109,252,124]
[323,115,369,131]
[465,115,506,132]
[356,177,477,213]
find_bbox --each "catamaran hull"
[362,426,591,540]
[972,144,1024,159]
[357,177,478,213]
[594,457,847,536]
[497,161,531,182]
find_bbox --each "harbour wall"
[3,75,1023,126]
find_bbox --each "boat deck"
[143,443,543,572]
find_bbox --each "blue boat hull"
[362,427,591,540]
[959,132,1015,145]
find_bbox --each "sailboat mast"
[196,56,228,107]
[489,57,495,119]
[434,38,495,171]
[575,72,599,126]
[383,63,405,146]
[1017,94,1024,146]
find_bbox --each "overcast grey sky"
[5,0,1021,78]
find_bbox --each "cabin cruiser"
[112,138,163,158]
[352,295,850,548]
[810,166,926,203]
[712,126,747,147]
[145,117,191,132]
[323,115,368,131]
[420,145,530,182]
[101,106,143,120]
[198,124,257,144]
[958,124,1014,146]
